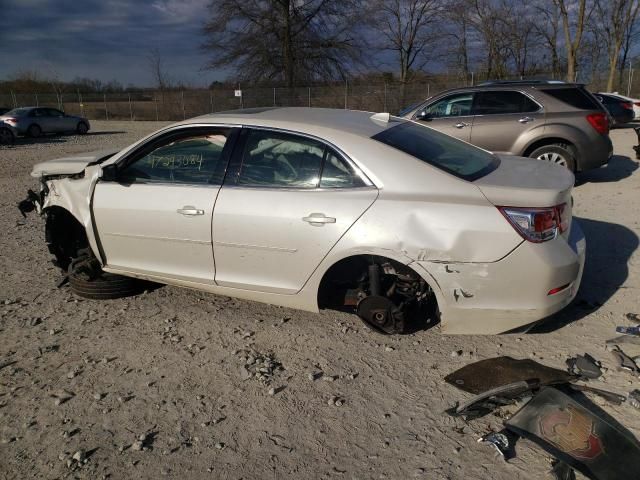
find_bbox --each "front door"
[212,128,378,294]
[469,90,544,154]
[92,126,236,284]
[417,92,475,142]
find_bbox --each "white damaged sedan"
[23,108,585,334]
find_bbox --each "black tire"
[0,127,14,145]
[27,124,42,138]
[529,143,576,171]
[68,249,143,300]
[76,122,89,135]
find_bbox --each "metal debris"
[477,430,517,460]
[610,345,640,375]
[566,354,602,380]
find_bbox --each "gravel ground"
[0,121,639,480]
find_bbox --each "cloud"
[0,0,222,86]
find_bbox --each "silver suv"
[401,81,612,171]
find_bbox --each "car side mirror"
[416,110,431,121]
[101,164,118,182]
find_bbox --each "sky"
[0,0,225,86]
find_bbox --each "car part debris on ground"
[615,325,640,336]
[446,355,639,480]
[566,353,602,379]
[609,345,640,375]
[477,430,518,460]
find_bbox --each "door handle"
[177,206,204,216]
[302,213,336,226]
[454,122,469,129]
[519,116,534,124]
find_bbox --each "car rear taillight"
[622,102,634,110]
[4,117,17,125]
[634,102,640,107]
[586,112,609,134]
[498,204,567,243]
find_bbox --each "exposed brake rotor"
[356,295,405,334]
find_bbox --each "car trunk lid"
[474,155,574,239]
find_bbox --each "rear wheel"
[76,122,88,135]
[68,248,145,300]
[27,124,42,138]
[529,144,576,171]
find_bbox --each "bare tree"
[148,47,172,93]
[618,11,640,89]
[444,1,473,82]
[468,0,514,79]
[554,0,589,82]
[594,0,640,91]
[370,0,443,85]
[533,1,562,79]
[202,0,363,87]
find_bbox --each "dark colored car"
[593,93,635,126]
[402,81,612,172]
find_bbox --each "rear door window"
[237,130,324,188]
[473,91,540,115]
[542,87,601,110]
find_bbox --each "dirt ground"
[0,121,639,480]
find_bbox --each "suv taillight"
[4,117,17,125]
[498,204,567,243]
[586,112,609,134]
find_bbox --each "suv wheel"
[529,144,576,171]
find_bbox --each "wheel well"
[44,207,89,271]
[317,254,438,310]
[522,137,576,157]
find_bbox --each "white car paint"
[30,108,585,334]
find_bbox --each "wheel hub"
[356,295,405,334]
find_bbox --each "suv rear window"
[542,87,601,110]
[372,122,499,181]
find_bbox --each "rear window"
[542,87,601,110]
[372,121,499,181]
[4,108,31,117]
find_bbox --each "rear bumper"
[576,135,612,171]
[417,220,586,334]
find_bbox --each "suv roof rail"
[476,79,567,86]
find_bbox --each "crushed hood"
[473,155,574,207]
[31,148,120,178]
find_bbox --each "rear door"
[92,126,237,283]
[212,128,378,294]
[416,92,475,142]
[469,90,543,154]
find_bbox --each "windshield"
[4,108,31,117]
[372,121,499,181]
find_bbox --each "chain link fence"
[0,71,635,121]
[0,81,470,121]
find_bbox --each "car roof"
[181,107,401,140]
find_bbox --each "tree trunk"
[282,0,294,88]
